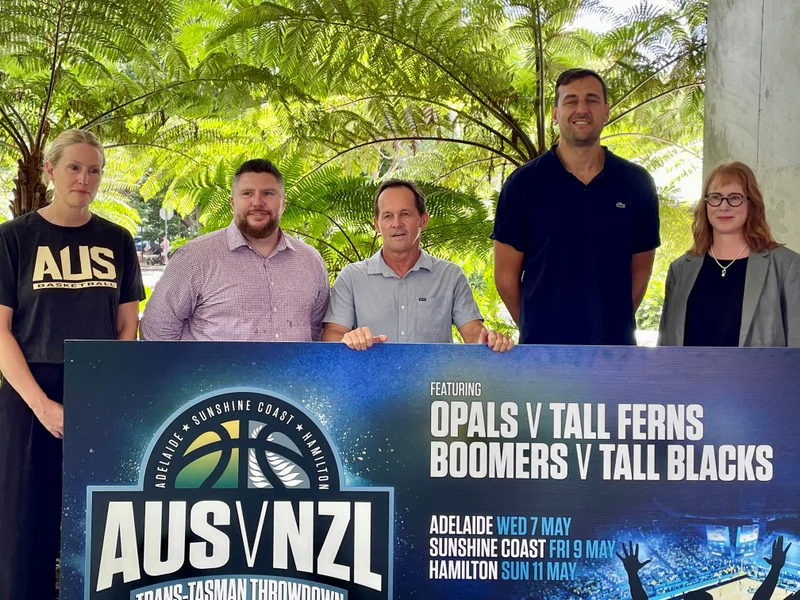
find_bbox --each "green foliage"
[1,0,708,335]
[89,195,141,234]
[468,262,519,339]
[636,189,694,330]
[0,0,305,216]
[129,192,197,245]
[205,0,704,175]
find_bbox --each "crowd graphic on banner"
[2,66,800,599]
[618,536,800,600]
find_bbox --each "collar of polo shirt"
[549,144,619,181]
[367,248,434,278]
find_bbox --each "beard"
[561,121,604,148]
[235,212,280,239]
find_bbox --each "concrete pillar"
[704,0,800,250]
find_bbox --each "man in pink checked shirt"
[140,159,329,341]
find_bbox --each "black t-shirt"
[0,211,145,363]
[683,254,747,347]
[491,146,661,345]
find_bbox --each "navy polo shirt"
[492,146,660,345]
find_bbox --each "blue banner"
[62,342,800,599]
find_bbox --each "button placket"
[399,280,408,339]
[263,259,275,335]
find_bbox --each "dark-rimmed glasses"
[705,193,747,207]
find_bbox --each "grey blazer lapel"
[674,253,704,345]
[739,250,770,345]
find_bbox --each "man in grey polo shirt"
[322,179,513,352]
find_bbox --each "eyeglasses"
[705,193,747,207]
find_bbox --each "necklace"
[710,245,748,277]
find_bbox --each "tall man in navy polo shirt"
[493,68,660,345]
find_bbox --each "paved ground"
[140,264,165,290]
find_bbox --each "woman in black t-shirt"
[659,161,800,347]
[0,129,145,599]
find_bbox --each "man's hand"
[341,327,388,351]
[616,541,651,575]
[479,328,514,353]
[32,397,64,439]
[765,536,792,570]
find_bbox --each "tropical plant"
[206,0,705,182]
[171,151,494,278]
[0,0,304,222]
[129,191,199,246]
[637,185,695,330]
[1,0,707,333]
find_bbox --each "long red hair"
[689,161,780,255]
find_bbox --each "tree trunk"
[533,0,547,156]
[11,148,48,217]
[10,118,50,217]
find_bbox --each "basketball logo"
[247,426,310,489]
[91,388,393,599]
[144,390,338,491]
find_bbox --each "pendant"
[721,269,727,277]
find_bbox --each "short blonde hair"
[690,161,780,255]
[41,129,105,186]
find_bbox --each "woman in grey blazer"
[659,161,800,347]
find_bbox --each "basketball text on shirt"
[32,245,117,289]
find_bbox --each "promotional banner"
[62,342,800,600]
